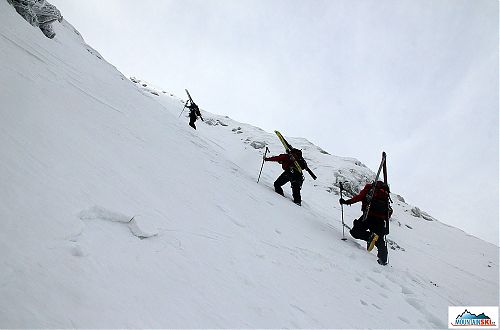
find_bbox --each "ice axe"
[257,147,269,183]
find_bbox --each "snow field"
[0,1,498,327]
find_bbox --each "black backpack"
[368,182,390,215]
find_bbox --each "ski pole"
[257,147,269,183]
[178,100,189,118]
[339,182,347,241]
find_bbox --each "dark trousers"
[189,116,197,129]
[274,170,304,204]
[350,217,388,263]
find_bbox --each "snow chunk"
[78,205,131,223]
[78,206,159,239]
[128,215,159,239]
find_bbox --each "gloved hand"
[339,198,348,205]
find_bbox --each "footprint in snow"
[216,204,246,228]
[401,285,414,295]
[403,294,444,328]
[70,244,87,257]
[398,316,410,324]
[367,275,389,290]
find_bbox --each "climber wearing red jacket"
[340,181,392,265]
[265,149,308,205]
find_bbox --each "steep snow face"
[0,2,498,328]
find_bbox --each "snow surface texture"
[7,0,62,39]
[0,2,498,328]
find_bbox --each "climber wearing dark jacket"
[264,148,307,205]
[187,101,203,129]
[340,181,392,265]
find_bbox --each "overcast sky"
[49,0,498,245]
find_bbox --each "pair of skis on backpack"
[340,152,390,265]
[257,130,317,183]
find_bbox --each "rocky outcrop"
[7,0,62,38]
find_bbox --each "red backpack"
[366,182,391,218]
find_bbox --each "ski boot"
[367,233,379,252]
[377,258,388,266]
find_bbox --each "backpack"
[367,181,391,216]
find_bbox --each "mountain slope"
[0,2,498,328]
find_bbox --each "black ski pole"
[257,147,269,183]
[178,100,189,118]
[339,182,347,241]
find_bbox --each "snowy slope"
[0,2,498,328]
